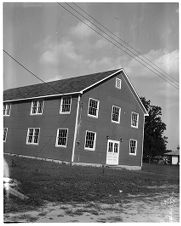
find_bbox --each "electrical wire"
[73,2,179,84]
[57,2,179,89]
[65,2,179,88]
[3,50,65,95]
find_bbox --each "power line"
[3,50,63,95]
[64,2,179,89]
[73,2,179,85]
[4,50,49,85]
[57,2,178,89]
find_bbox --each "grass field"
[4,155,179,214]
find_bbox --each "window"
[114,142,119,153]
[129,139,137,155]
[108,142,113,152]
[84,130,96,151]
[108,141,119,153]
[55,128,68,147]
[3,128,8,142]
[60,97,72,114]
[131,112,139,128]
[88,98,99,118]
[3,103,11,116]
[26,128,40,145]
[115,78,122,89]
[30,100,44,115]
[111,105,121,123]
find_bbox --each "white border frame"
[131,111,139,128]
[59,97,72,114]
[55,128,68,148]
[129,139,137,156]
[30,100,44,115]
[111,105,121,124]
[84,130,96,151]
[87,98,100,119]
[26,128,40,145]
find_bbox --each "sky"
[3,2,179,150]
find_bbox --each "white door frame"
[106,139,120,165]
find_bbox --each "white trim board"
[3,91,81,103]
[4,152,70,165]
[3,68,148,116]
[3,69,122,103]
[4,153,141,170]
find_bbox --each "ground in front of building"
[4,155,179,222]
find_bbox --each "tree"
[140,97,168,160]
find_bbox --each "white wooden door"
[106,140,120,165]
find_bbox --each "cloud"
[95,39,108,48]
[70,21,95,39]
[155,49,179,75]
[39,34,126,76]
[40,37,82,65]
[122,49,179,114]
[39,34,179,101]
[125,49,179,81]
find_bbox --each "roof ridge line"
[4,68,121,92]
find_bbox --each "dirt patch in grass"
[106,216,123,222]
[4,191,179,223]
[73,208,86,216]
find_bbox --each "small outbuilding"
[164,150,180,165]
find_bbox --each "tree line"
[140,97,168,161]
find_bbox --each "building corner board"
[71,95,81,163]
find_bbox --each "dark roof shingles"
[4,69,119,101]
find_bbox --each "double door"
[106,139,120,165]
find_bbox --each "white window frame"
[84,130,96,151]
[3,128,8,142]
[26,128,40,145]
[115,78,122,89]
[131,112,139,128]
[3,103,11,116]
[30,100,44,115]
[111,105,121,124]
[55,128,68,148]
[59,97,72,114]
[129,139,137,156]
[87,98,100,118]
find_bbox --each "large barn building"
[3,68,148,169]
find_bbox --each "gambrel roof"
[3,68,148,115]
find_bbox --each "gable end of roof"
[3,68,148,116]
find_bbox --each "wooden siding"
[74,71,144,166]
[4,70,145,168]
[4,96,78,162]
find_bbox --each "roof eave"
[3,91,81,103]
[3,69,121,103]
[80,67,148,116]
[121,69,149,116]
